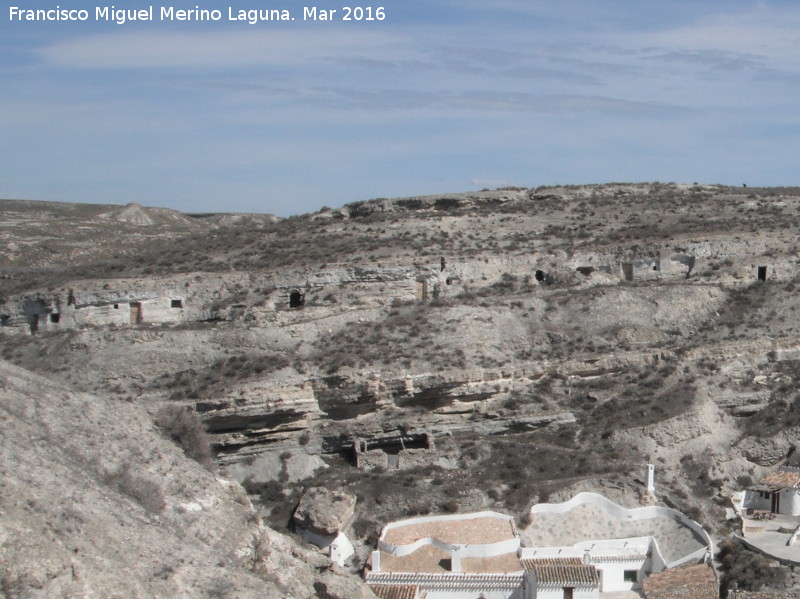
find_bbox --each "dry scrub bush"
[155,405,213,469]
[717,538,787,595]
[105,462,165,514]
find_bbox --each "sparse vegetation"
[104,462,166,514]
[717,538,788,595]
[159,353,290,400]
[155,405,213,468]
[307,301,468,373]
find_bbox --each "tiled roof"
[520,557,582,571]
[759,466,800,490]
[532,565,600,586]
[369,584,418,599]
[591,553,648,563]
[643,564,716,594]
[366,572,523,590]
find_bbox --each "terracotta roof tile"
[532,565,600,586]
[591,553,648,562]
[370,584,418,599]
[520,557,582,571]
[759,466,800,489]
[366,572,523,590]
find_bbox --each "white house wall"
[297,527,354,567]
[593,559,647,592]
[780,489,800,516]
[329,531,355,566]
[534,585,598,599]
[528,493,713,568]
[742,489,800,516]
[571,538,651,591]
[424,588,524,599]
[742,490,771,512]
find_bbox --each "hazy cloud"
[5,1,800,214]
[470,178,512,189]
[38,29,402,69]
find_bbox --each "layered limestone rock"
[204,366,580,462]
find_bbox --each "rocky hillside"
[0,359,376,598]
[4,182,800,594]
[0,199,277,275]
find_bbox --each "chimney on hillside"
[645,464,655,493]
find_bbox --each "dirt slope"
[0,359,374,598]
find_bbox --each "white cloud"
[470,178,512,189]
[38,29,402,69]
[627,6,800,67]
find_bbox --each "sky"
[2,1,800,216]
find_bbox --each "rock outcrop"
[294,487,357,538]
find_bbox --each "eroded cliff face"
[4,183,800,571]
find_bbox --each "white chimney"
[451,546,462,572]
[371,550,381,572]
[645,464,655,493]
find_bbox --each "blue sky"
[2,1,800,216]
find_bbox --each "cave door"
[130,302,142,325]
[622,263,634,281]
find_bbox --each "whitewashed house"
[366,494,714,599]
[520,537,653,597]
[297,527,355,567]
[366,511,525,599]
[292,487,356,567]
[521,559,599,599]
[742,466,800,516]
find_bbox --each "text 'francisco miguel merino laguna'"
[8,6,387,24]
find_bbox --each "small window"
[289,290,304,308]
[50,313,60,323]
[624,570,638,583]
[113,304,119,309]
[171,299,183,309]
